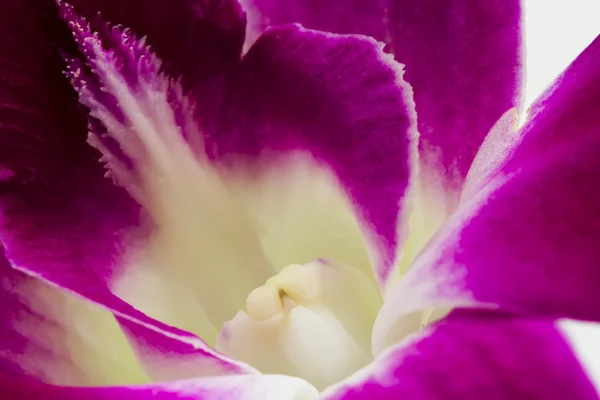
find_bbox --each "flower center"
[215,260,382,390]
[61,11,383,389]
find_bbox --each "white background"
[524,0,600,108]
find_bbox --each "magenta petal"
[327,310,598,400]
[242,0,523,194]
[0,0,140,372]
[0,374,317,400]
[0,1,250,378]
[0,3,139,311]
[376,35,600,345]
[213,25,417,287]
[0,249,148,385]
[389,1,523,190]
[0,245,249,384]
[0,0,139,357]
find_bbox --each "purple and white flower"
[1,0,600,398]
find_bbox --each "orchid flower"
[2,0,600,398]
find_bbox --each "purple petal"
[243,0,523,198]
[0,1,251,378]
[326,310,599,400]
[0,374,318,399]
[374,35,600,350]
[0,248,147,385]
[389,1,523,194]
[213,25,417,288]
[0,246,250,385]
